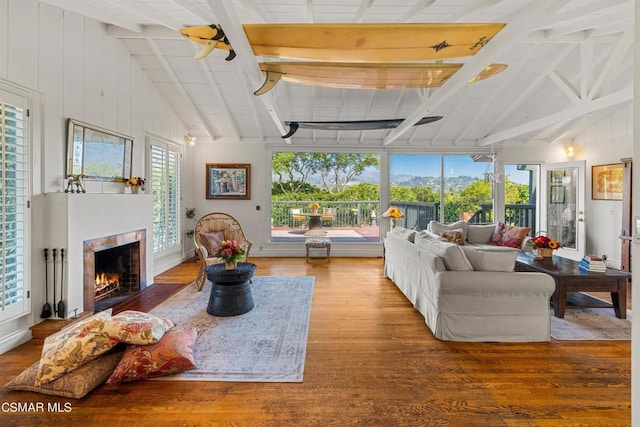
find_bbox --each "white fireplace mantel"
[45,193,154,318]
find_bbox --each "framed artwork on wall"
[592,163,623,200]
[206,163,251,200]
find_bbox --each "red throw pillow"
[501,225,531,248]
[489,222,506,245]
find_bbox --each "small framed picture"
[550,185,565,204]
[206,163,250,200]
[592,163,624,200]
[550,170,564,184]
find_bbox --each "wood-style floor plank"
[0,257,631,426]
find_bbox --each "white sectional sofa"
[383,222,555,342]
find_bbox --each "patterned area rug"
[550,308,631,340]
[150,275,314,381]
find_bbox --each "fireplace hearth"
[84,229,147,312]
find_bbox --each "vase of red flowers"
[215,240,246,270]
[527,231,561,258]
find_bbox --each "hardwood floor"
[0,258,631,426]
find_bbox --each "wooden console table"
[515,252,629,319]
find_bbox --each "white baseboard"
[0,328,32,355]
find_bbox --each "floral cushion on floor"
[102,310,175,345]
[5,350,124,399]
[106,325,198,383]
[36,310,118,386]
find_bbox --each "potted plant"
[185,207,196,239]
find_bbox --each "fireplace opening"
[84,229,147,313]
[94,242,140,312]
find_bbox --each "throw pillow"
[198,231,225,257]
[428,220,469,242]
[489,222,506,246]
[391,226,417,242]
[461,247,518,272]
[106,325,198,384]
[439,229,465,245]
[36,310,119,386]
[466,224,498,244]
[416,238,473,271]
[102,310,175,345]
[501,224,531,248]
[5,351,124,399]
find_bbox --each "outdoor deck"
[271,226,381,243]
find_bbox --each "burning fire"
[94,272,120,301]
[95,272,119,286]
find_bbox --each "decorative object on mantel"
[527,231,561,259]
[382,206,404,228]
[215,240,246,270]
[64,175,86,193]
[125,177,146,194]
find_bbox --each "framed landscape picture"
[592,163,623,200]
[206,163,250,200]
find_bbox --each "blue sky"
[390,155,530,184]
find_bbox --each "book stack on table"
[578,255,607,272]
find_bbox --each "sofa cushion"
[415,237,473,271]
[439,229,465,245]
[36,310,118,386]
[428,220,468,242]
[5,351,124,399]
[102,310,175,345]
[391,226,417,243]
[461,247,518,271]
[106,325,197,384]
[466,224,497,244]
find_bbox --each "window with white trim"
[149,138,181,254]
[0,89,29,321]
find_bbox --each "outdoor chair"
[321,208,336,226]
[290,208,306,228]
[193,212,252,291]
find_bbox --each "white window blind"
[0,91,29,321]
[150,141,181,254]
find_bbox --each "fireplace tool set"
[40,248,66,319]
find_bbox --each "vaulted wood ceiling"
[38,0,634,148]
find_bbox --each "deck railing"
[272,200,536,233]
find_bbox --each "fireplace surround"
[84,229,147,312]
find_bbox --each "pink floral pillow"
[102,310,175,345]
[36,310,118,386]
[489,222,506,245]
[106,325,198,383]
[501,224,531,248]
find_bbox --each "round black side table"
[205,262,256,316]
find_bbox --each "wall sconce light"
[566,139,575,157]
[184,133,196,145]
[382,206,404,228]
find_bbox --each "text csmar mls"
[2,401,72,413]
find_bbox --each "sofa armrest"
[438,271,555,296]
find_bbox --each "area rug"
[550,308,632,340]
[149,275,314,382]
[271,229,366,242]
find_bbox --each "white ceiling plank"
[39,0,143,32]
[478,88,632,146]
[481,44,576,139]
[146,38,217,140]
[206,0,291,143]
[105,24,182,38]
[588,27,633,101]
[451,0,503,22]
[190,44,240,139]
[171,0,217,24]
[104,0,183,30]
[383,0,570,146]
[354,0,376,23]
[397,0,436,23]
